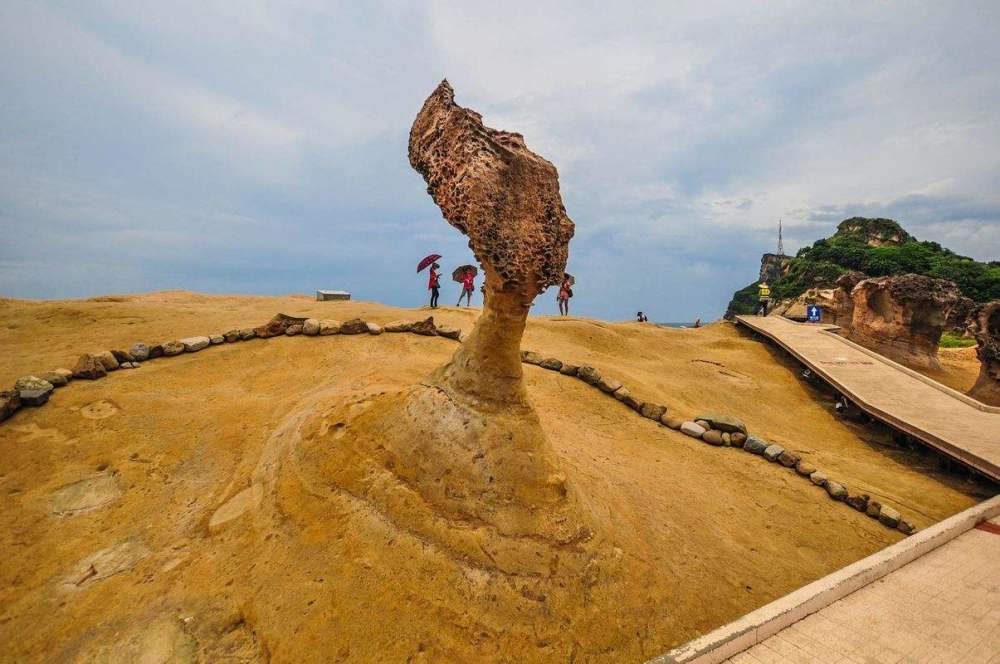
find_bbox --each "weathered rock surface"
[384,320,413,333]
[878,505,901,528]
[209,485,262,534]
[209,334,224,345]
[809,471,828,487]
[148,344,164,358]
[763,444,785,461]
[795,461,817,476]
[223,330,240,343]
[409,317,437,336]
[366,322,383,335]
[694,413,747,435]
[680,421,705,438]
[847,274,962,370]
[130,343,150,361]
[180,336,210,352]
[539,358,563,371]
[162,341,185,356]
[744,436,768,455]
[339,318,369,335]
[255,313,308,338]
[968,301,1000,405]
[72,354,107,380]
[662,416,683,430]
[702,430,724,446]
[302,318,320,336]
[845,493,870,512]
[50,472,121,515]
[111,349,135,364]
[597,376,623,394]
[866,501,882,518]
[318,320,340,336]
[436,325,461,340]
[825,481,848,501]
[777,451,800,468]
[576,365,600,385]
[239,328,256,341]
[0,390,21,421]
[15,375,54,394]
[558,363,578,376]
[95,350,120,371]
[64,540,150,588]
[640,403,667,421]
[19,389,50,406]
[730,432,747,448]
[285,325,302,336]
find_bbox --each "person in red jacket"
[457,267,475,307]
[428,263,440,308]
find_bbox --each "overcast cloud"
[2,1,998,320]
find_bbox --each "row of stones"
[519,350,917,536]
[0,314,460,423]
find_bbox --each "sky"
[2,1,999,321]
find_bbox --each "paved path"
[727,516,1000,663]
[735,315,1000,481]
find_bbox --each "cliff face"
[969,301,1000,405]
[723,254,790,319]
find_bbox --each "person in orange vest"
[757,282,771,316]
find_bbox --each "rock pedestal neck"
[291,80,588,574]
[847,274,961,370]
[969,301,1000,406]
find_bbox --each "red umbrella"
[417,253,441,273]
[452,265,478,282]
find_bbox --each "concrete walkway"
[727,516,1000,663]
[735,315,1000,481]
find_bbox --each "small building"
[316,290,351,302]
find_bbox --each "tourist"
[757,282,771,316]
[636,311,648,322]
[694,318,702,328]
[557,275,573,316]
[457,267,475,307]
[428,262,441,308]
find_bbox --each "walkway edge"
[647,494,1000,664]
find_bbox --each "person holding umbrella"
[417,253,442,308]
[454,265,477,307]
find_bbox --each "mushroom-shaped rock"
[847,274,961,370]
[968,301,1000,405]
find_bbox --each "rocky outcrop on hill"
[847,274,962,370]
[968,301,1000,406]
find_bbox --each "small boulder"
[148,344,164,358]
[777,451,800,468]
[622,395,643,411]
[763,444,785,462]
[285,325,302,336]
[809,471,828,487]
[878,505,901,528]
[521,351,544,365]
[255,313,308,338]
[640,403,667,421]
[54,368,73,380]
[897,520,916,536]
[597,376,623,393]
[162,341,185,356]
[866,501,882,518]
[661,416,683,430]
[180,336,210,352]
[384,320,413,333]
[703,430,724,446]
[410,317,437,336]
[302,319,320,336]
[539,358,563,371]
[612,386,631,402]
[223,330,241,343]
[825,481,848,501]
[744,436,768,455]
[95,351,119,371]
[130,343,150,361]
[15,375,54,394]
[577,366,601,385]
[436,325,460,340]
[845,493,870,512]
[239,328,257,341]
[366,322,383,335]
[558,364,579,376]
[19,389,50,407]
[73,354,108,380]
[339,318,368,335]
[680,421,706,439]
[111,349,135,364]
[318,320,341,336]
[1,391,22,421]
[795,461,817,476]
[730,432,746,448]
[209,334,224,345]
[695,419,711,431]
[693,413,748,435]
[38,371,69,388]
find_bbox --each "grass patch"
[940,332,976,348]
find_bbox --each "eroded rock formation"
[969,301,1000,405]
[847,274,961,370]
[286,80,589,575]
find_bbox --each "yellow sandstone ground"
[0,291,991,663]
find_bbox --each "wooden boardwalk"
[735,315,1000,482]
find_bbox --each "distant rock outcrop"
[968,301,1000,406]
[846,274,962,370]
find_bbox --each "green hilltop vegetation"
[727,217,1000,316]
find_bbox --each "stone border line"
[646,493,1000,664]
[0,311,921,536]
[521,350,920,536]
